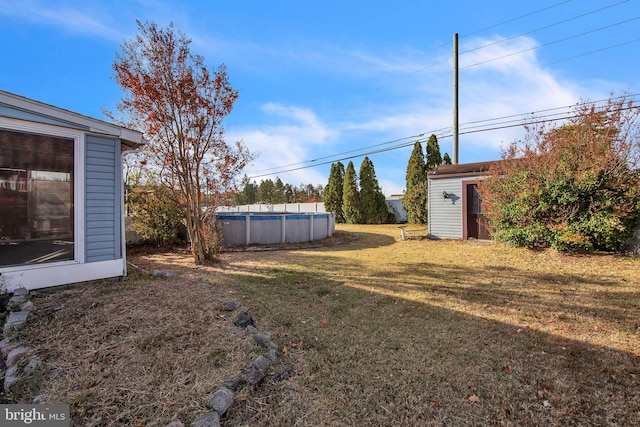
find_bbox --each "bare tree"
[112,21,255,263]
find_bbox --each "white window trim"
[0,117,85,272]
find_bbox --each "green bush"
[480,96,640,253]
[130,183,184,247]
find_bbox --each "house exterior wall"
[85,134,122,262]
[0,91,142,292]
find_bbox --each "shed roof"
[0,90,145,149]
[428,160,501,179]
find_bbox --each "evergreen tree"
[274,177,286,203]
[359,157,388,224]
[324,162,345,222]
[426,134,442,171]
[257,179,275,203]
[443,153,452,165]
[342,161,360,224]
[403,141,429,224]
[284,183,294,202]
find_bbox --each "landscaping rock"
[233,311,254,328]
[152,270,174,278]
[222,301,240,311]
[10,295,27,304]
[3,365,20,393]
[165,420,184,427]
[12,287,28,297]
[6,346,32,367]
[223,377,243,391]
[252,355,271,373]
[245,325,258,335]
[20,301,35,312]
[4,311,30,335]
[0,339,20,358]
[191,411,220,427]
[241,365,265,386]
[207,386,234,415]
[268,348,279,361]
[253,333,272,347]
[33,394,51,404]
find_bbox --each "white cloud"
[229,103,336,187]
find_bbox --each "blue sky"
[2,0,639,196]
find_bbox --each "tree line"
[233,177,324,205]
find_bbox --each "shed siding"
[428,177,466,239]
[85,134,121,262]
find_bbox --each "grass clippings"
[12,224,640,426]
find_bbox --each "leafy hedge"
[479,96,640,252]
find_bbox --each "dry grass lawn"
[11,224,640,426]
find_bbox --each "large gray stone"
[252,355,271,373]
[20,301,35,312]
[165,421,184,427]
[241,365,265,386]
[223,377,243,391]
[12,287,28,297]
[222,301,240,311]
[9,295,27,304]
[207,386,234,415]
[233,311,254,328]
[4,311,30,335]
[191,411,220,427]
[6,346,32,367]
[253,333,272,347]
[0,339,20,358]
[3,365,20,393]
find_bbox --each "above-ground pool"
[216,212,335,246]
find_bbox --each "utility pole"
[453,33,459,165]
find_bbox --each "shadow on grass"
[215,251,639,425]
[130,232,640,426]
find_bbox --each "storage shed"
[0,90,145,292]
[427,161,499,240]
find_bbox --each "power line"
[461,0,573,39]
[378,2,636,98]
[375,0,578,91]
[460,0,630,55]
[461,15,640,70]
[248,96,639,179]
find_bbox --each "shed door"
[466,184,490,240]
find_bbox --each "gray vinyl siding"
[85,134,121,262]
[428,177,466,239]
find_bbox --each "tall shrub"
[403,141,428,224]
[359,157,388,224]
[479,95,640,252]
[324,162,345,222]
[342,161,360,224]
